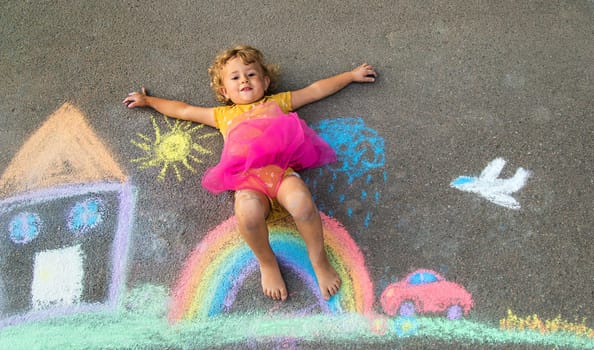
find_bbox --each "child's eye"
[230,76,239,80]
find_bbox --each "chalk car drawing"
[380,269,473,320]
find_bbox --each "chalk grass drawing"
[0,103,135,328]
[2,297,593,349]
[131,114,217,182]
[169,210,374,321]
[450,157,531,209]
[309,117,387,228]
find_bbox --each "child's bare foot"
[260,261,288,301]
[312,257,341,300]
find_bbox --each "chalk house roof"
[0,103,126,198]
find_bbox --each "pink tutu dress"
[202,102,336,197]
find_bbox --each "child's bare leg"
[276,176,341,300]
[235,190,287,301]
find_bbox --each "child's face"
[220,57,270,105]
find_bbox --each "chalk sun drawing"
[169,212,374,321]
[131,114,217,182]
[451,157,530,209]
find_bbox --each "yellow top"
[213,92,292,139]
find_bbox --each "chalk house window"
[68,197,104,235]
[8,211,42,244]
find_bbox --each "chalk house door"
[30,244,84,310]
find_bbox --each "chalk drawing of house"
[0,103,135,327]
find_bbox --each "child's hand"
[123,86,149,108]
[351,63,377,83]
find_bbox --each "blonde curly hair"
[208,45,279,105]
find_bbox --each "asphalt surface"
[0,1,592,349]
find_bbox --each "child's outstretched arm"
[291,63,377,110]
[123,87,216,127]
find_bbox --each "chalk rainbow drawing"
[0,103,135,327]
[131,114,217,182]
[169,211,374,321]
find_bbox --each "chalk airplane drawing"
[450,158,531,210]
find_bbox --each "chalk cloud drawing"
[313,117,385,184]
[0,103,135,328]
[309,117,387,228]
[451,157,531,209]
[131,114,217,181]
